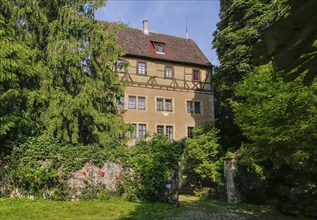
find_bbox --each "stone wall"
[224,157,240,203]
[67,161,123,191]
[1,161,124,200]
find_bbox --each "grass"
[0,195,310,220]
[0,198,177,220]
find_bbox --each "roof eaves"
[124,54,213,69]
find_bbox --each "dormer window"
[153,42,165,54]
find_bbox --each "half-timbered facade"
[116,20,214,143]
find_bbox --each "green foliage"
[232,63,317,172]
[213,0,289,87]
[253,0,317,85]
[6,138,62,198]
[234,148,268,203]
[231,63,317,205]
[3,137,127,198]
[98,189,121,201]
[116,174,140,202]
[122,134,184,202]
[0,12,43,149]
[212,0,290,150]
[184,121,223,186]
[0,0,128,149]
[41,18,128,146]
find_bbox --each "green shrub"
[121,134,184,202]
[183,121,224,187]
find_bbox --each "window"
[187,101,202,114]
[187,101,193,113]
[128,96,136,109]
[128,96,146,110]
[187,127,194,138]
[137,62,147,75]
[156,98,173,112]
[156,125,174,140]
[138,97,145,110]
[165,99,173,112]
[156,125,164,134]
[116,97,124,108]
[192,69,200,82]
[166,126,173,140]
[128,123,148,139]
[156,44,165,53]
[153,42,165,54]
[116,59,125,72]
[165,66,174,78]
[156,98,164,111]
[128,124,137,139]
[194,101,201,114]
[138,124,146,138]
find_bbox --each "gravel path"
[163,195,256,220]
[165,207,251,220]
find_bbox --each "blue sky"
[95,0,220,66]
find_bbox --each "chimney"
[143,20,149,35]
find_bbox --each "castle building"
[115,20,214,143]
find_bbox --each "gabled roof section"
[116,27,212,68]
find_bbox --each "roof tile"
[116,27,212,67]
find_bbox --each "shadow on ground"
[119,195,310,220]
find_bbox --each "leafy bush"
[121,134,184,202]
[183,121,223,187]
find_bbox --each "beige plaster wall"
[118,57,214,142]
[122,86,214,141]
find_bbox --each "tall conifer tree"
[0,1,128,148]
[0,3,43,150]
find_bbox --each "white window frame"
[137,61,147,75]
[165,66,174,78]
[165,99,173,112]
[138,97,146,110]
[154,43,165,54]
[166,125,174,140]
[128,96,136,109]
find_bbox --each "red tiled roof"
[116,27,212,68]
